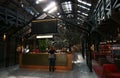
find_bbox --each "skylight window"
[77,22,80,24]
[77,17,80,20]
[36,13,47,19]
[78,4,90,10]
[78,0,91,6]
[77,14,86,19]
[82,12,88,16]
[77,10,88,16]
[61,1,72,13]
[36,0,45,4]
[77,17,84,21]
[77,10,81,13]
[48,6,57,13]
[43,1,57,13]
[43,2,56,12]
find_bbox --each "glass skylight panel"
[42,1,57,13]
[68,1,72,11]
[36,0,45,4]
[82,12,88,16]
[57,13,60,15]
[80,18,84,21]
[58,15,62,18]
[77,22,80,24]
[77,17,80,20]
[43,1,56,12]
[29,10,35,15]
[78,0,91,6]
[36,0,39,4]
[36,13,47,19]
[77,10,88,16]
[77,10,81,13]
[48,6,57,13]
[77,17,84,21]
[78,14,86,18]
[61,1,72,13]
[78,4,90,10]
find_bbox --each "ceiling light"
[78,0,91,6]
[43,1,56,12]
[36,35,53,39]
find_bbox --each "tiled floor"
[0,52,98,78]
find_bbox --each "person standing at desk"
[48,46,56,72]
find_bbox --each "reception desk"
[19,53,73,71]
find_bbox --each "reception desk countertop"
[19,53,73,71]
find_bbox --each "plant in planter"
[38,39,48,52]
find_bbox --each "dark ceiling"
[0,0,102,41]
[0,0,97,40]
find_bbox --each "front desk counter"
[19,53,73,71]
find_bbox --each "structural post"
[82,40,85,59]
[87,33,92,72]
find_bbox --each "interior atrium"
[0,0,120,78]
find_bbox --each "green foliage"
[38,39,48,52]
